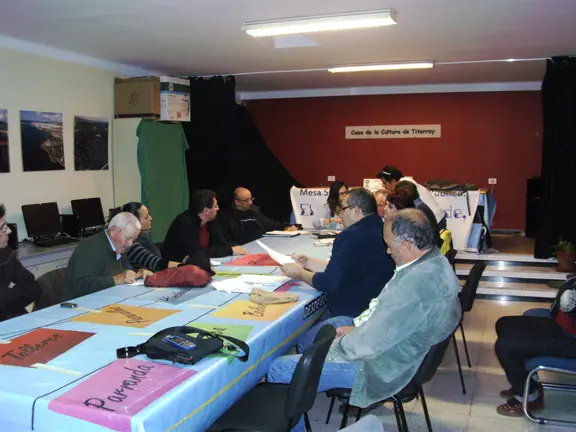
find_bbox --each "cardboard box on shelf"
[114,76,190,121]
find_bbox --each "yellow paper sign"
[211,300,295,321]
[71,304,179,328]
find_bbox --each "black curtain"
[534,57,576,258]
[182,76,301,222]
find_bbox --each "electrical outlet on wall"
[488,178,497,185]
[327,175,335,182]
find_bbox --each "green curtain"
[137,120,189,243]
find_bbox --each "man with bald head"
[268,209,460,429]
[218,187,297,245]
[61,212,151,301]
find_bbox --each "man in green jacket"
[267,209,461,431]
[61,212,149,302]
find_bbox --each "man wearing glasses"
[218,187,298,245]
[0,203,42,321]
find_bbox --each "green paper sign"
[187,322,253,364]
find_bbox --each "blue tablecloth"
[0,235,329,432]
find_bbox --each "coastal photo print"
[74,116,109,171]
[0,109,8,173]
[20,110,65,171]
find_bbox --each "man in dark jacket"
[281,188,395,319]
[0,204,42,321]
[163,190,247,271]
[218,187,297,245]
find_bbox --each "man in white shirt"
[377,165,447,229]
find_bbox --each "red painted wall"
[247,91,542,229]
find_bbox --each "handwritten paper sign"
[0,328,94,367]
[227,253,279,267]
[188,322,253,363]
[276,281,300,293]
[212,300,295,321]
[345,125,441,139]
[48,359,195,431]
[363,178,384,192]
[71,304,179,328]
[138,287,201,305]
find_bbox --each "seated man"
[218,187,297,245]
[373,189,388,219]
[281,188,395,319]
[0,204,42,321]
[163,189,247,272]
[377,165,447,229]
[494,281,576,416]
[62,212,148,301]
[269,209,461,431]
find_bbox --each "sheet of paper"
[263,230,300,237]
[255,240,295,265]
[210,259,221,266]
[128,280,144,286]
[211,274,291,294]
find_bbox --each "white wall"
[112,118,141,207]
[0,47,116,239]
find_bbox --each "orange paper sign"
[0,328,94,367]
[71,304,179,328]
[211,300,296,321]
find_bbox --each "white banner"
[290,186,330,228]
[432,190,481,250]
[345,124,441,139]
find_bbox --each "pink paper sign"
[276,281,299,292]
[49,359,196,431]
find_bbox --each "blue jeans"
[267,354,359,432]
[297,315,354,353]
[523,308,551,318]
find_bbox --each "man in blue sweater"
[282,187,395,322]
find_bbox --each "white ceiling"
[0,0,575,93]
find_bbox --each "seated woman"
[384,189,415,219]
[314,181,349,229]
[122,202,181,272]
[0,204,42,321]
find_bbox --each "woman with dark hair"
[0,203,42,321]
[384,189,415,219]
[314,181,349,229]
[122,202,181,272]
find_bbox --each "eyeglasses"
[237,197,254,203]
[340,205,355,212]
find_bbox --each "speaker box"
[7,223,18,249]
[61,214,81,237]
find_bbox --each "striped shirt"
[126,233,168,272]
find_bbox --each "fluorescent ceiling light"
[328,61,435,73]
[243,10,396,37]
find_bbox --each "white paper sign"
[432,190,481,250]
[290,186,330,228]
[345,125,441,139]
[363,178,384,192]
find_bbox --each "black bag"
[116,326,249,365]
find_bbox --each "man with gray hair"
[268,209,461,430]
[62,212,149,301]
[282,188,395,319]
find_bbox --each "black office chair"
[456,262,486,367]
[35,267,68,310]
[208,324,337,432]
[324,328,458,431]
[444,249,457,271]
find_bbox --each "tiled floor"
[306,299,576,431]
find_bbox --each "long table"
[0,235,328,432]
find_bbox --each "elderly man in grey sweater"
[268,208,461,432]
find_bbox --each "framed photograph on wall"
[74,116,109,171]
[0,109,8,173]
[20,110,65,171]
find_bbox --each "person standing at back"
[378,165,447,229]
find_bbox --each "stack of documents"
[212,275,291,294]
